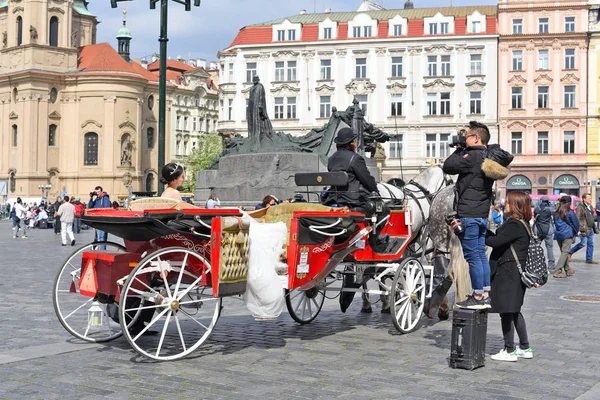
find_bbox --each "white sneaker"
[491,349,518,362]
[516,346,533,359]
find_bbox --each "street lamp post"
[111,0,201,195]
[38,184,52,203]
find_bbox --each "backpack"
[510,220,549,288]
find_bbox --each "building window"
[440,92,451,115]
[49,16,59,47]
[391,56,403,77]
[320,96,331,118]
[9,172,15,193]
[353,26,361,38]
[441,55,451,76]
[512,50,523,71]
[513,19,523,34]
[364,26,372,37]
[287,97,297,119]
[393,24,402,36]
[246,62,257,82]
[537,86,549,108]
[439,134,450,160]
[565,17,575,32]
[48,124,57,146]
[12,124,17,147]
[176,138,181,155]
[228,63,234,83]
[176,115,181,130]
[192,118,197,131]
[287,61,297,81]
[228,99,233,120]
[184,141,188,156]
[323,27,332,39]
[147,127,154,149]
[511,87,523,109]
[183,117,188,131]
[539,18,549,33]
[565,49,576,69]
[470,54,482,75]
[274,97,292,119]
[538,50,549,70]
[146,174,154,192]
[537,132,549,154]
[426,93,437,115]
[355,58,367,78]
[356,95,368,116]
[427,56,437,76]
[391,94,402,116]
[469,91,482,114]
[16,16,23,46]
[288,29,296,41]
[84,132,98,166]
[429,23,438,35]
[511,132,523,155]
[564,131,575,154]
[320,59,332,80]
[471,21,481,33]
[389,135,403,159]
[426,134,437,158]
[441,22,449,34]
[564,86,576,108]
[277,30,285,41]
[275,61,285,81]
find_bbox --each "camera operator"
[442,121,510,310]
[88,186,112,249]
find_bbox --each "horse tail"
[448,233,471,308]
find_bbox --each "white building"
[217,3,498,180]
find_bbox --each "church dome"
[404,1,414,9]
[117,25,132,39]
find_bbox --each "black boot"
[423,276,453,319]
[340,272,361,313]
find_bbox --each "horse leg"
[361,282,372,313]
[438,296,450,320]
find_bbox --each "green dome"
[117,25,132,39]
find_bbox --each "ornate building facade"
[497,0,589,197]
[587,1,600,200]
[217,4,499,181]
[0,0,170,201]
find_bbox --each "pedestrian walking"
[533,195,555,271]
[486,191,534,362]
[12,198,28,239]
[57,195,76,246]
[553,196,579,278]
[72,198,84,234]
[568,193,599,264]
[52,196,62,235]
[595,197,600,230]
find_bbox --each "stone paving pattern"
[0,222,599,399]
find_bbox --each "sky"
[90,0,497,63]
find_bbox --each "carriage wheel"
[53,241,140,343]
[119,247,221,361]
[391,258,426,334]
[285,274,335,324]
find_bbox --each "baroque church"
[0,0,172,201]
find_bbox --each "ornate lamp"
[87,301,103,327]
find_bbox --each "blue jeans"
[458,217,490,295]
[95,229,108,250]
[570,229,595,262]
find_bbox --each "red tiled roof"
[378,20,389,39]
[338,22,348,40]
[302,24,319,41]
[77,42,158,82]
[455,17,467,36]
[407,19,424,37]
[147,59,195,73]
[486,16,497,34]
[229,26,273,47]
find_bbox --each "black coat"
[485,219,529,314]
[324,147,378,207]
[442,146,495,218]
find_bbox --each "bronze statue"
[246,76,274,150]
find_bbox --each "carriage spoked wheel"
[285,274,335,324]
[390,257,426,334]
[119,247,222,361]
[53,241,140,343]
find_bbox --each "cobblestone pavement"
[0,222,599,399]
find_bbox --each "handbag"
[510,220,549,288]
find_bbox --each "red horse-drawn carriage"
[53,173,430,360]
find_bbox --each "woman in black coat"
[485,190,532,362]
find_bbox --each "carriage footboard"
[210,217,251,297]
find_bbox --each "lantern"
[88,301,103,327]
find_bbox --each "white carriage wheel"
[390,257,426,334]
[285,274,335,324]
[53,241,140,343]
[119,247,222,361]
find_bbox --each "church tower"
[116,7,132,61]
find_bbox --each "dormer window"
[288,29,296,40]
[277,30,285,41]
[471,21,481,33]
[324,27,332,39]
[429,23,438,35]
[273,20,302,42]
[441,23,449,34]
[393,25,402,36]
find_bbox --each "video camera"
[448,129,468,148]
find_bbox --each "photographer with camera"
[88,186,112,248]
[442,121,511,309]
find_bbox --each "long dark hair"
[160,163,184,185]
[556,202,571,220]
[507,191,532,222]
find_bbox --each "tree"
[182,133,222,192]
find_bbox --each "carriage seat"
[129,197,202,212]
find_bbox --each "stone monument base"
[195,152,329,206]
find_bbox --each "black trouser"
[500,312,529,353]
[350,204,390,237]
[54,215,61,233]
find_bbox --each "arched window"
[48,124,57,146]
[16,16,23,46]
[9,172,16,193]
[194,94,200,107]
[49,17,59,47]
[84,132,98,166]
[147,127,155,149]
[146,174,154,192]
[12,125,17,147]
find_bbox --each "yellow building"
[588,5,600,200]
[0,0,171,201]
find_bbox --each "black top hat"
[334,127,357,145]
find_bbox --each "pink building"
[497,0,588,197]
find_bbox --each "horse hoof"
[381,308,390,314]
[360,307,372,314]
[438,304,450,320]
